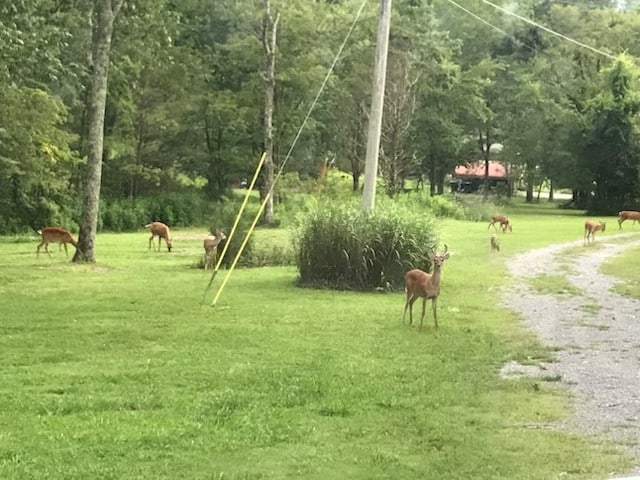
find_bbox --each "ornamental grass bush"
[295,200,439,291]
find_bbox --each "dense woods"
[2,0,640,235]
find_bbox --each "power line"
[444,0,542,56]
[478,0,618,60]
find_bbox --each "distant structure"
[451,161,508,193]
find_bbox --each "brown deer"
[145,222,173,252]
[203,228,226,270]
[403,245,451,330]
[618,210,640,229]
[488,215,512,233]
[584,220,606,246]
[490,234,500,252]
[36,227,78,258]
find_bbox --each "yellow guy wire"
[201,152,266,302]
[210,187,271,306]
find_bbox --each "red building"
[451,161,508,193]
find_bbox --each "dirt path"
[502,234,640,471]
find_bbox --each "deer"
[584,220,606,246]
[403,244,451,330]
[490,234,500,252]
[618,210,640,229]
[36,227,78,258]
[203,228,227,270]
[488,215,512,233]
[145,222,173,252]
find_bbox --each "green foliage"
[0,86,80,234]
[99,192,213,232]
[579,56,640,214]
[295,200,439,290]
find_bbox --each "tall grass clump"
[295,201,438,290]
[202,200,259,268]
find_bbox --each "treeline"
[1,0,640,234]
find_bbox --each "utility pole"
[362,0,392,214]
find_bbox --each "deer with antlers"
[36,227,78,258]
[618,210,640,229]
[203,228,226,270]
[145,222,173,252]
[403,244,451,330]
[488,215,512,233]
[584,220,606,246]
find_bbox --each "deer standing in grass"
[584,220,606,246]
[490,234,500,252]
[618,210,640,229]
[488,215,512,232]
[203,228,226,270]
[36,227,78,258]
[145,222,173,252]
[403,245,451,330]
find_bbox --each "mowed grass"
[0,209,636,479]
[601,244,640,300]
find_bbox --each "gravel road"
[502,234,640,473]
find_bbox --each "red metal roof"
[454,162,506,180]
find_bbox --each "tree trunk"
[548,179,554,202]
[526,180,534,203]
[261,0,279,226]
[478,127,491,200]
[73,0,123,263]
[429,154,436,197]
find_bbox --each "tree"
[261,0,279,225]
[73,0,124,262]
[579,56,640,214]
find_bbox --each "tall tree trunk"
[478,126,491,200]
[73,0,123,263]
[261,0,279,226]
[429,154,436,197]
[548,179,554,202]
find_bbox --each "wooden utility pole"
[362,0,392,214]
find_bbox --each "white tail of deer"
[584,220,606,246]
[618,210,640,229]
[203,228,226,270]
[36,227,78,258]
[403,244,451,330]
[490,234,500,252]
[488,215,512,233]
[145,222,172,252]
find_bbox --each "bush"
[295,200,439,291]
[99,192,213,232]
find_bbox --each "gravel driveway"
[502,234,640,473]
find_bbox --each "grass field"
[601,243,640,300]
[0,205,637,479]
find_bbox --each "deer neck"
[430,266,442,287]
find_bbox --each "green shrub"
[295,200,439,291]
[203,200,259,268]
[100,192,213,232]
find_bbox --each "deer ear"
[443,252,451,259]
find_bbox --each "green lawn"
[601,244,640,300]
[0,210,636,479]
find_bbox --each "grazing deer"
[203,228,227,270]
[488,215,512,233]
[36,227,77,258]
[403,244,451,330]
[618,210,640,229]
[145,222,173,252]
[490,234,500,252]
[584,220,606,246]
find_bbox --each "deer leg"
[403,293,412,323]
[149,236,154,251]
[44,243,52,258]
[62,243,69,257]
[36,241,45,257]
[432,297,438,329]
[419,298,426,331]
